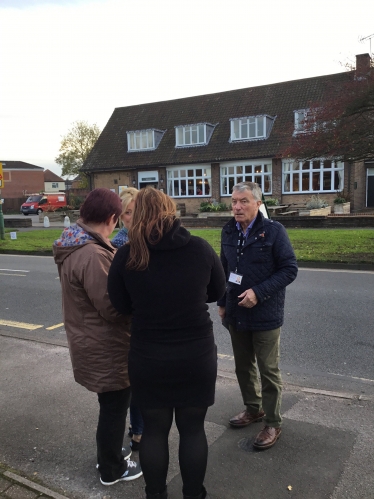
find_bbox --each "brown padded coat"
[53,220,131,393]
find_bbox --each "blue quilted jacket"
[217,213,298,332]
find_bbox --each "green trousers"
[229,326,282,428]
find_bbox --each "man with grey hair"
[218,182,297,449]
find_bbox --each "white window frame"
[282,159,344,194]
[175,124,207,147]
[51,182,59,189]
[294,109,317,134]
[127,129,155,151]
[230,115,274,142]
[166,165,211,197]
[220,160,273,196]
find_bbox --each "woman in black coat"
[108,188,226,499]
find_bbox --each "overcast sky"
[1,0,373,177]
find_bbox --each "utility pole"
[0,162,5,240]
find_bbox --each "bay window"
[220,161,272,195]
[282,159,344,193]
[167,166,211,197]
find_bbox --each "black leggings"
[140,406,208,496]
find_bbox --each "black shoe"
[146,486,168,498]
[96,446,132,470]
[100,459,142,485]
[183,485,207,499]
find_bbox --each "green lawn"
[191,229,374,265]
[0,228,373,265]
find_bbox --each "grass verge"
[0,228,373,265]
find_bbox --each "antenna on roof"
[359,33,374,54]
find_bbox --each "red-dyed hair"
[80,188,122,224]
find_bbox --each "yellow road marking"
[0,319,43,330]
[46,323,64,330]
[0,273,26,277]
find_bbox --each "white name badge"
[229,272,243,285]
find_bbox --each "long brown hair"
[127,188,176,270]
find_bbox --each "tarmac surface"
[1,334,374,499]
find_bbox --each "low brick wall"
[180,215,374,229]
[272,216,374,228]
[4,218,32,228]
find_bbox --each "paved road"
[1,254,373,397]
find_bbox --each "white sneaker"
[96,446,132,469]
[100,460,143,485]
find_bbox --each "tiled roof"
[1,161,44,170]
[44,169,64,182]
[82,71,351,172]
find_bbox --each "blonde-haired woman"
[111,187,144,451]
[111,187,138,249]
[108,188,226,499]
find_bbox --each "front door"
[367,176,374,207]
[139,182,158,189]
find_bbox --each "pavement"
[1,334,374,499]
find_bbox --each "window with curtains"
[127,129,165,151]
[166,166,211,197]
[175,123,215,147]
[282,159,344,193]
[230,115,275,142]
[220,161,272,196]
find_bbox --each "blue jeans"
[130,402,144,435]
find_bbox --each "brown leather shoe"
[253,426,281,450]
[229,410,265,427]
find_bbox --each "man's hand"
[218,306,226,320]
[238,288,258,308]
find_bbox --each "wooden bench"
[267,205,288,214]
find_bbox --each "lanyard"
[235,231,245,272]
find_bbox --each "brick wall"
[351,161,367,210]
[272,159,282,201]
[92,171,135,191]
[90,162,368,215]
[1,169,44,198]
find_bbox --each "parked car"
[20,193,67,215]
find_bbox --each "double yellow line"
[0,320,64,331]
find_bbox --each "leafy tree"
[281,61,374,163]
[55,121,101,180]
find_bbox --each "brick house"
[43,169,65,192]
[0,161,45,212]
[82,54,374,213]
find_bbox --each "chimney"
[356,53,372,77]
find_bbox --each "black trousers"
[96,387,131,482]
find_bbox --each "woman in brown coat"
[53,188,142,485]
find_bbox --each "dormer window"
[230,115,275,142]
[127,129,165,152]
[175,123,215,147]
[294,109,317,134]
